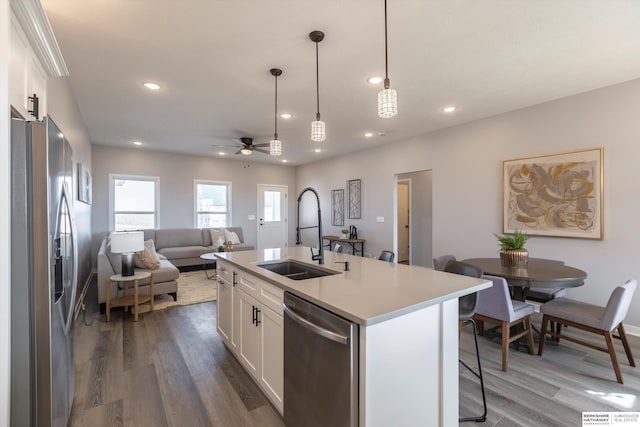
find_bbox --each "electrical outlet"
[376,216,384,223]
[248,214,256,220]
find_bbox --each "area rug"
[137,269,217,313]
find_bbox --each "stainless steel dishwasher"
[283,292,358,427]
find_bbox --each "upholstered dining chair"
[332,242,343,253]
[377,250,395,262]
[474,275,535,371]
[433,254,456,271]
[443,260,487,423]
[538,279,637,384]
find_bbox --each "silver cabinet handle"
[283,303,348,345]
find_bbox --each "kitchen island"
[215,247,490,427]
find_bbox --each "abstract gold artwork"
[503,148,603,239]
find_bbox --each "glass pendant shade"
[311,119,326,142]
[378,88,397,118]
[269,138,282,156]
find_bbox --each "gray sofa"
[97,227,254,307]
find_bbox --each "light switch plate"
[376,216,384,223]
[248,214,256,220]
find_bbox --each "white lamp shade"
[311,120,326,142]
[110,231,144,253]
[270,138,282,156]
[378,88,398,118]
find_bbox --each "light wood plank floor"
[71,292,640,426]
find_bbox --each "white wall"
[296,78,640,329]
[1,2,11,425]
[91,145,297,263]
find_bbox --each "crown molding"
[11,0,69,77]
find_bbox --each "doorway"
[397,180,411,264]
[394,170,432,267]
[257,184,288,250]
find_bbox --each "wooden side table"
[106,271,154,322]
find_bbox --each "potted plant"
[495,230,529,267]
[341,228,349,239]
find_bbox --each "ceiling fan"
[214,137,270,156]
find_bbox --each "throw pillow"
[134,239,161,270]
[224,228,241,244]
[210,228,226,247]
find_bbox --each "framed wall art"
[503,148,603,239]
[347,179,361,219]
[331,189,344,226]
[78,162,92,205]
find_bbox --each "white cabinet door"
[260,305,284,413]
[216,278,232,344]
[238,290,261,377]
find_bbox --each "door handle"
[283,303,349,345]
[259,218,264,226]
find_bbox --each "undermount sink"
[256,260,340,281]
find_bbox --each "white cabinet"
[216,277,232,343]
[234,270,284,414]
[260,304,283,408]
[9,13,47,120]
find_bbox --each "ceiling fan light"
[240,147,252,156]
[270,138,282,156]
[311,120,326,142]
[378,88,397,118]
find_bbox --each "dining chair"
[377,250,395,262]
[443,260,487,423]
[433,254,456,271]
[474,275,535,371]
[332,242,343,253]
[538,279,637,384]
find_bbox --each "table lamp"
[110,231,144,276]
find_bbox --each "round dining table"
[461,257,587,301]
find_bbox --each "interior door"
[257,184,288,250]
[397,181,410,263]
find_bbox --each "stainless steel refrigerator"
[11,117,78,427]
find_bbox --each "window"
[195,180,231,228]
[110,175,159,231]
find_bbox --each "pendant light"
[309,30,326,142]
[269,68,282,156]
[378,0,397,118]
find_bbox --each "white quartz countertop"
[216,247,491,326]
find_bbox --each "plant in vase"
[341,229,349,239]
[494,230,529,267]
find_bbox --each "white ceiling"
[41,0,640,166]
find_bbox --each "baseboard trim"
[624,323,640,337]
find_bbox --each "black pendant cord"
[384,0,390,89]
[274,74,278,139]
[315,40,321,120]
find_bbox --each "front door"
[257,184,288,250]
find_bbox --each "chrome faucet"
[295,187,324,265]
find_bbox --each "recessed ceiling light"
[364,132,374,138]
[132,141,142,146]
[218,151,225,155]
[280,113,292,119]
[282,159,288,163]
[368,76,383,85]
[143,82,160,90]
[314,148,322,153]
[442,106,456,113]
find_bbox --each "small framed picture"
[78,163,92,205]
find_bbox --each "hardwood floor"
[71,291,640,427]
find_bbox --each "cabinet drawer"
[259,281,284,315]
[217,260,233,283]
[238,271,259,298]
